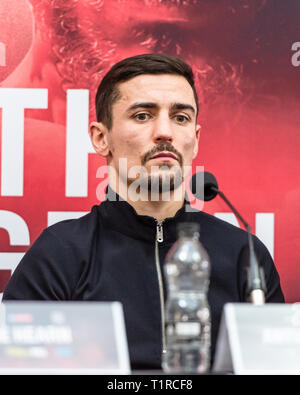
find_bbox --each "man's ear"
[192,124,201,159]
[89,121,110,157]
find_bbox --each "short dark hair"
[95,53,199,129]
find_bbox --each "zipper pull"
[156,221,164,243]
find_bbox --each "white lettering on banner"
[0,42,5,66]
[291,42,300,67]
[256,213,274,259]
[47,211,89,226]
[0,253,24,273]
[0,88,48,196]
[0,253,25,302]
[0,211,30,245]
[214,213,239,228]
[214,212,274,259]
[0,210,29,301]
[65,89,94,197]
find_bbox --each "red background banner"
[0,0,299,301]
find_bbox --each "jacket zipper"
[155,220,166,354]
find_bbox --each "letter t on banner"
[65,89,94,197]
[0,88,48,196]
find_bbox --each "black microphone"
[190,171,267,305]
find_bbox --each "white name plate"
[0,301,130,375]
[213,303,300,375]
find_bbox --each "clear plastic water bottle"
[162,222,211,373]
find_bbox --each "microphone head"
[190,171,219,201]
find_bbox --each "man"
[3,54,284,370]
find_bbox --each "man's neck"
[109,183,185,222]
[129,196,185,222]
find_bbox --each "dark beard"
[147,169,184,195]
[127,166,184,202]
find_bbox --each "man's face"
[102,73,200,193]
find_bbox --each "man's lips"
[149,152,178,161]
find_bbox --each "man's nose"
[152,114,173,143]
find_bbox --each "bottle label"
[175,322,201,336]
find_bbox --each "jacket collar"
[98,185,198,244]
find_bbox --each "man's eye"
[174,114,189,124]
[134,113,151,121]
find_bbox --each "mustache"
[141,143,183,166]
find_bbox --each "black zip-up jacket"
[3,194,284,370]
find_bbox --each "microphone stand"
[211,187,267,305]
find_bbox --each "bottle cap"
[177,222,200,238]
